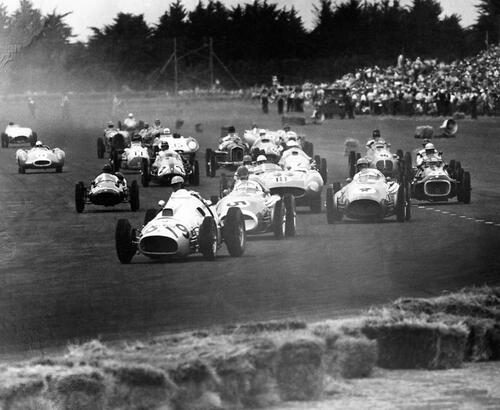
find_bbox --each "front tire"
[129,180,140,211]
[115,219,137,264]
[191,160,200,186]
[224,207,246,256]
[75,182,85,213]
[396,183,407,222]
[199,216,218,260]
[326,184,342,223]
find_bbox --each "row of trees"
[0,0,499,92]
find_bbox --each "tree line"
[0,0,498,92]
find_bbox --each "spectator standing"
[260,87,269,114]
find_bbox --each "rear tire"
[199,216,218,260]
[272,199,286,239]
[396,183,406,222]
[320,158,328,183]
[460,171,471,204]
[326,184,342,223]
[129,180,140,211]
[18,162,25,174]
[141,157,150,187]
[75,182,85,213]
[284,194,296,237]
[115,219,136,264]
[224,207,246,256]
[97,137,105,159]
[349,151,357,178]
[192,160,200,186]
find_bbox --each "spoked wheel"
[224,207,246,256]
[199,216,218,260]
[284,194,296,237]
[272,198,286,239]
[115,219,137,264]
[75,181,85,213]
[129,180,140,211]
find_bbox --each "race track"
[1,98,499,354]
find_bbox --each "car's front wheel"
[284,194,296,237]
[224,207,245,256]
[272,199,286,239]
[199,216,218,260]
[115,219,137,264]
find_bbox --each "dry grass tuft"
[107,364,168,387]
[52,371,106,410]
[276,337,325,401]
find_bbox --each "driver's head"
[425,142,435,155]
[236,166,249,180]
[102,164,113,173]
[171,175,184,191]
[242,155,252,165]
[372,129,381,140]
[35,140,43,147]
[107,121,114,128]
[161,141,169,151]
[356,157,369,172]
[128,113,134,118]
[256,154,267,165]
[154,119,161,126]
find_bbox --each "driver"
[99,163,126,186]
[35,140,44,148]
[366,129,384,149]
[123,113,137,130]
[416,142,442,168]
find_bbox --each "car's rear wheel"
[199,216,218,260]
[224,207,246,256]
[396,183,406,222]
[404,152,412,179]
[75,182,85,213]
[192,160,200,186]
[348,151,357,178]
[320,158,328,183]
[284,194,296,237]
[460,171,471,204]
[115,219,136,264]
[272,199,286,239]
[1,133,7,148]
[141,158,150,187]
[143,208,158,226]
[97,137,105,159]
[18,162,25,174]
[129,180,140,211]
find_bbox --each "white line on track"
[416,205,500,228]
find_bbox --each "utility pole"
[174,37,178,96]
[209,37,214,89]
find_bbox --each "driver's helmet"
[107,121,114,128]
[286,131,298,140]
[171,175,184,187]
[132,133,142,141]
[164,127,171,135]
[161,141,169,151]
[356,157,369,171]
[102,164,113,173]
[35,140,43,147]
[286,140,300,148]
[256,154,267,165]
[128,113,134,118]
[425,142,435,155]
[236,166,249,180]
[243,155,252,165]
[228,125,236,134]
[372,129,381,139]
[154,119,161,126]
[422,138,430,146]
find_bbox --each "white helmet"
[164,127,171,135]
[128,113,134,118]
[425,143,435,150]
[171,176,184,185]
[286,131,298,140]
[256,154,267,162]
[35,140,43,147]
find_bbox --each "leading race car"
[2,122,38,148]
[115,189,246,263]
[410,155,471,204]
[75,168,140,213]
[215,178,296,238]
[326,168,411,223]
[205,127,250,177]
[16,141,65,173]
[278,147,326,212]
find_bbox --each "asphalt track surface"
[1,99,499,355]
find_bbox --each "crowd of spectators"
[262,45,500,118]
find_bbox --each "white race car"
[75,171,140,213]
[141,150,192,187]
[119,137,150,171]
[2,122,38,148]
[216,179,296,238]
[348,141,406,180]
[279,147,326,212]
[115,189,245,263]
[250,135,283,162]
[326,168,411,223]
[16,142,65,173]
